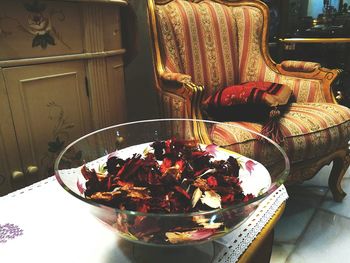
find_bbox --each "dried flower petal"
[191,188,202,208]
[166,229,217,244]
[243,193,255,202]
[207,176,218,187]
[205,144,218,157]
[200,190,222,209]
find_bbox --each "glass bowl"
[54,119,289,246]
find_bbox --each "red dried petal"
[243,193,255,202]
[221,193,234,203]
[174,185,190,199]
[81,165,97,180]
[175,159,185,173]
[160,158,172,173]
[165,139,172,153]
[207,176,218,187]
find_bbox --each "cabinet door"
[106,55,127,124]
[3,61,91,184]
[0,70,23,196]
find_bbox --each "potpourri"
[79,139,257,244]
[81,139,255,213]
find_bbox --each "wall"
[122,0,160,122]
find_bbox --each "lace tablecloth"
[0,176,288,263]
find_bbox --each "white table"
[0,176,288,263]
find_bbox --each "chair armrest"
[275,61,341,103]
[278,60,321,73]
[157,71,211,144]
[160,72,192,84]
[157,70,204,120]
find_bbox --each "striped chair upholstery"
[211,103,350,165]
[156,0,239,96]
[233,6,327,103]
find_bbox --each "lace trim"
[213,185,288,263]
[0,176,56,201]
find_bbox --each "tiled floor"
[271,163,350,263]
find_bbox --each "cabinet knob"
[12,171,24,181]
[27,166,39,175]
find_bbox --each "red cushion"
[202,82,292,122]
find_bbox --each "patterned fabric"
[162,91,188,119]
[161,92,194,139]
[232,6,327,103]
[280,60,321,73]
[210,103,350,164]
[156,1,328,103]
[156,0,239,96]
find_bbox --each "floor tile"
[321,178,350,218]
[270,243,295,263]
[274,185,326,243]
[286,210,350,263]
[344,166,350,178]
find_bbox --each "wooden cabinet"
[0,0,128,196]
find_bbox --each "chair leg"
[328,156,350,202]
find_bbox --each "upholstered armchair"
[147,0,350,201]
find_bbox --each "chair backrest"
[148,0,272,96]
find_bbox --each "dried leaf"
[89,191,121,201]
[126,188,151,199]
[193,178,210,191]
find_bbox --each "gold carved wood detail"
[287,148,350,202]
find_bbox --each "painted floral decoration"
[24,1,55,48]
[0,0,70,49]
[0,223,24,244]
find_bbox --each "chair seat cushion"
[210,103,350,163]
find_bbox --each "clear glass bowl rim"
[54,118,290,217]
